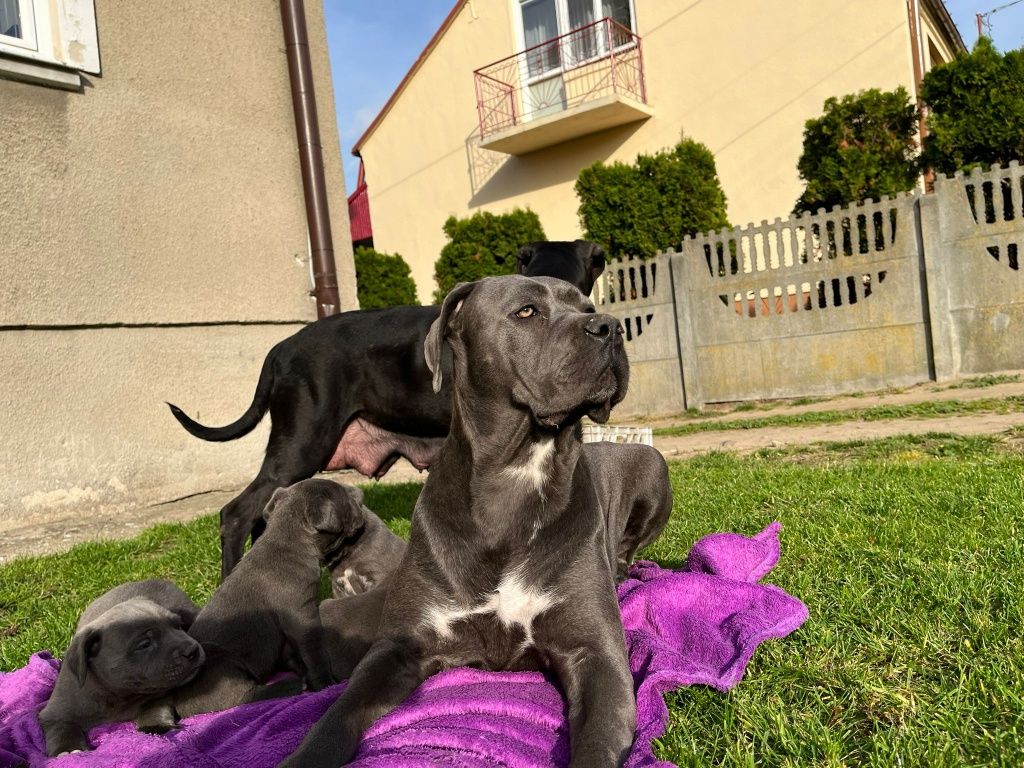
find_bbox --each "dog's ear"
[583,240,606,291]
[64,627,101,688]
[262,486,291,522]
[344,484,365,505]
[515,244,535,274]
[424,281,476,394]
[307,491,360,536]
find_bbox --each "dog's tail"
[166,349,276,442]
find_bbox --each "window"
[0,0,100,76]
[515,0,636,118]
[0,0,37,51]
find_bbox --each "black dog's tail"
[166,350,276,442]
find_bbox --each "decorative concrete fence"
[922,161,1024,379]
[592,252,686,415]
[600,162,1024,417]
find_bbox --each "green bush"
[575,138,729,258]
[920,37,1024,174]
[432,209,545,302]
[354,246,419,309]
[793,87,920,214]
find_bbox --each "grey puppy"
[281,275,640,768]
[173,479,363,717]
[327,497,405,599]
[318,441,671,679]
[38,580,204,756]
[586,441,672,582]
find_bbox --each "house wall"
[361,0,931,303]
[0,0,356,528]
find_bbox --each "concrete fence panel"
[673,195,934,406]
[923,161,1024,378]
[593,253,686,417]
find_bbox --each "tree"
[432,209,545,302]
[920,37,1024,174]
[354,246,419,309]
[793,87,920,214]
[575,137,729,258]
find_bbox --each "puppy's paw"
[137,719,179,735]
[136,700,179,734]
[304,674,336,692]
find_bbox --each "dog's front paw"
[304,674,336,692]
[137,719,179,735]
[136,699,180,734]
[43,725,90,758]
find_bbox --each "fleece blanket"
[0,522,807,768]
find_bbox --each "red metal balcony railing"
[473,17,647,141]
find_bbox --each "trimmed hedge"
[793,87,920,214]
[920,37,1024,174]
[575,137,729,258]
[354,246,419,309]
[432,209,545,302]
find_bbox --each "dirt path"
[4,375,1022,562]
[655,410,1024,458]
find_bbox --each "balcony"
[473,18,652,156]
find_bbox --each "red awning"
[347,160,372,244]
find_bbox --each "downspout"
[280,0,341,318]
[906,0,934,188]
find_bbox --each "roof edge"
[351,0,467,156]
[923,0,967,53]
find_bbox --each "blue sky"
[323,0,1024,194]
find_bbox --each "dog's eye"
[514,305,538,319]
[134,638,153,652]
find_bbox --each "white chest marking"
[501,438,555,497]
[424,569,558,644]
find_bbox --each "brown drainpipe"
[906,0,935,188]
[280,0,341,318]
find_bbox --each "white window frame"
[511,0,637,120]
[0,0,101,79]
[512,0,638,63]
[0,0,39,52]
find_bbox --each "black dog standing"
[166,241,606,580]
[279,275,637,768]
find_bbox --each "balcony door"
[516,0,635,122]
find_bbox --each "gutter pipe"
[280,0,341,318]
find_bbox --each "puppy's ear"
[424,281,476,394]
[516,244,536,274]
[64,627,101,688]
[585,241,607,291]
[308,493,359,536]
[345,485,365,505]
[262,486,291,522]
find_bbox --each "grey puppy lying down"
[173,479,366,717]
[38,580,204,756]
[327,491,405,599]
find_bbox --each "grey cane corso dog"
[39,580,204,756]
[165,240,606,581]
[316,440,671,679]
[279,274,638,768]
[174,480,365,717]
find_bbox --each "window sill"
[0,54,82,90]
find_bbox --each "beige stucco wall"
[0,0,355,526]
[360,0,931,302]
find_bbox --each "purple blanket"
[0,523,806,768]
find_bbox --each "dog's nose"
[584,315,621,339]
[181,643,202,662]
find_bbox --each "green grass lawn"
[2,434,1022,766]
